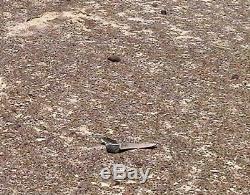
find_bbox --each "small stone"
[108,55,121,62]
[36,137,46,142]
[231,74,239,80]
[161,10,167,15]
[152,3,158,7]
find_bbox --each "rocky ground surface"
[0,0,249,194]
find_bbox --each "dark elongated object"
[101,137,157,154]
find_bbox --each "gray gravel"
[0,0,249,194]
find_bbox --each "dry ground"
[0,0,249,194]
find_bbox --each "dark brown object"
[231,74,239,80]
[152,3,158,7]
[108,55,121,62]
[161,10,167,15]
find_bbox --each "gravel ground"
[0,0,249,194]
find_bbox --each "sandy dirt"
[0,0,249,194]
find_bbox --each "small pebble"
[108,55,121,62]
[36,138,46,142]
[161,10,167,15]
[231,74,239,80]
[152,3,158,7]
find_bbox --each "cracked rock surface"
[0,0,249,194]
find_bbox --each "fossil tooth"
[101,137,157,153]
[120,143,157,150]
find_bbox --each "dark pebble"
[231,74,239,80]
[152,3,158,7]
[14,124,22,129]
[161,10,167,15]
[108,55,121,62]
